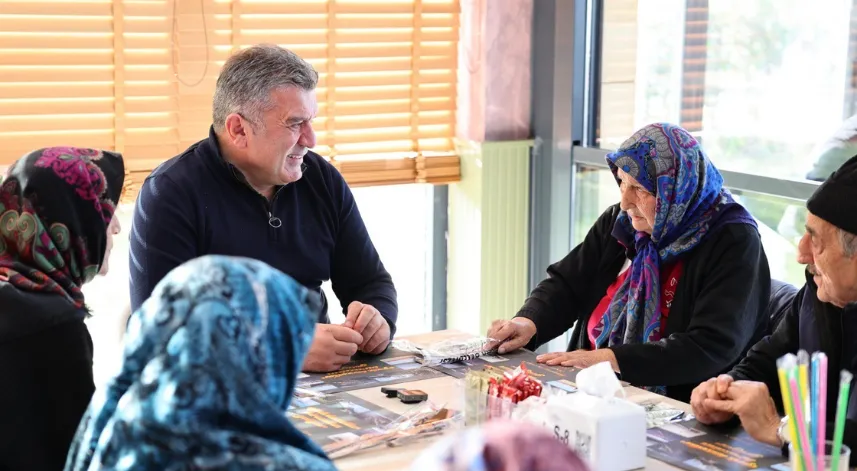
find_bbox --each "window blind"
[680,0,708,133]
[0,0,461,201]
[843,0,857,118]
[598,0,637,149]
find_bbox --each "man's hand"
[536,349,620,372]
[485,318,537,354]
[691,375,736,425]
[704,380,782,446]
[343,301,391,355]
[302,324,364,373]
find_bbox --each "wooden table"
[334,330,690,471]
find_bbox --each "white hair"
[840,228,857,257]
[212,44,318,132]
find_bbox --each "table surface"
[333,330,690,471]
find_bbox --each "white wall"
[82,204,134,387]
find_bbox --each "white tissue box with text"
[542,392,646,471]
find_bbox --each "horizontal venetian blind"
[0,0,461,200]
[0,1,116,160]
[680,0,708,133]
[598,0,638,149]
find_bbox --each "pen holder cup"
[788,441,850,471]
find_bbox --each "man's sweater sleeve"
[328,172,398,337]
[129,174,198,311]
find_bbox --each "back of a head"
[411,420,590,471]
[0,147,124,307]
[65,255,337,471]
[806,115,857,182]
[212,44,318,132]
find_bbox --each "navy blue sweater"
[129,127,398,334]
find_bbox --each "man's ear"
[223,113,250,149]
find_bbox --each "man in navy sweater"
[690,156,857,464]
[129,44,398,372]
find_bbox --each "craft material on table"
[432,348,583,383]
[639,400,693,429]
[323,403,460,459]
[393,337,498,366]
[464,362,547,426]
[646,419,788,471]
[774,350,851,471]
[287,393,398,448]
[296,347,447,394]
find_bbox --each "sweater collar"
[204,126,308,191]
[205,126,253,186]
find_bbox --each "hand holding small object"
[485,318,537,354]
[343,301,390,354]
[302,324,363,372]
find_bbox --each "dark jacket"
[0,284,94,471]
[769,279,799,331]
[729,272,857,465]
[128,127,398,334]
[516,204,771,403]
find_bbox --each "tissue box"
[541,393,647,471]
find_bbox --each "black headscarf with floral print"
[0,147,124,308]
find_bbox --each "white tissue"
[575,361,624,399]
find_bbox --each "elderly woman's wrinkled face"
[617,168,657,234]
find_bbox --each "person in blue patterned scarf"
[488,123,772,402]
[65,255,337,471]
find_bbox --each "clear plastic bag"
[640,401,692,428]
[322,401,462,459]
[392,337,498,366]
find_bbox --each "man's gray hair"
[212,44,318,132]
[841,228,857,257]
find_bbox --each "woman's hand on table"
[690,375,735,425]
[701,380,782,446]
[485,318,537,354]
[536,349,620,373]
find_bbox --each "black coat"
[730,273,857,465]
[516,204,771,402]
[0,284,94,471]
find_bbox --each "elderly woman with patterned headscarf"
[65,255,337,471]
[0,147,124,471]
[487,123,772,402]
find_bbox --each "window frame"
[529,0,823,352]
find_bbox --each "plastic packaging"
[639,401,691,428]
[392,337,498,366]
[463,362,545,426]
[322,401,462,459]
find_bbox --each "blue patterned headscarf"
[65,255,337,471]
[592,123,756,350]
